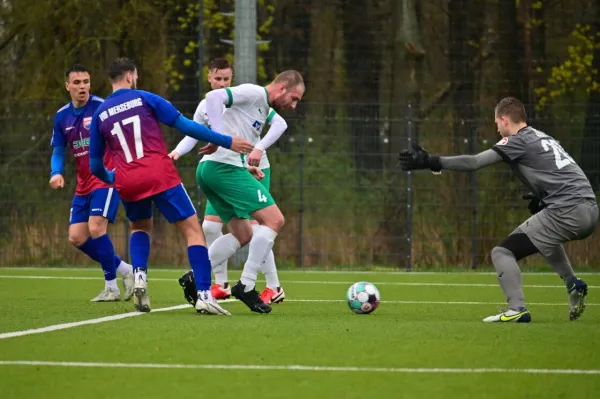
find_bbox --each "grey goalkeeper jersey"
[491,126,596,209]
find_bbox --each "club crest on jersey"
[252,120,262,132]
[497,137,509,145]
[83,117,92,130]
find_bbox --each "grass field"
[0,267,599,398]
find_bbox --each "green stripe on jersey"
[225,87,233,108]
[266,109,276,124]
[264,87,271,107]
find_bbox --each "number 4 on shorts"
[257,189,267,203]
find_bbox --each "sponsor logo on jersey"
[83,117,92,129]
[252,120,263,132]
[73,150,89,158]
[497,137,509,145]
[73,137,90,150]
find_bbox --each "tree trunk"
[525,0,548,128]
[497,0,527,102]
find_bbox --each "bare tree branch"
[418,38,496,119]
[0,23,25,53]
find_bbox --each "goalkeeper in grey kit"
[398,97,598,323]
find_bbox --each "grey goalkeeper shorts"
[512,201,598,257]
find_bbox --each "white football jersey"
[200,84,272,168]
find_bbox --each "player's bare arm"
[398,144,502,172]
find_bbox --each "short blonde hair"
[272,70,304,90]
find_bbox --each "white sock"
[116,260,133,277]
[197,289,213,301]
[202,220,223,247]
[134,269,147,283]
[209,233,241,286]
[262,250,280,289]
[105,279,119,291]
[252,225,279,288]
[241,225,277,292]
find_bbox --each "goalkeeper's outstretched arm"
[440,149,503,172]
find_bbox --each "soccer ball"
[346,281,380,314]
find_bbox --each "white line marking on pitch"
[3,267,600,276]
[0,360,598,375]
[285,299,599,307]
[0,275,594,289]
[0,301,230,340]
[0,304,189,340]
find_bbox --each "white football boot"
[90,286,121,302]
[133,271,151,313]
[195,290,231,315]
[482,308,531,323]
[122,271,135,301]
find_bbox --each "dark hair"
[208,57,233,72]
[495,97,527,123]
[272,70,304,89]
[108,57,137,82]
[65,64,88,80]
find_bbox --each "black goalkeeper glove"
[397,143,442,172]
[522,193,545,215]
[178,270,198,306]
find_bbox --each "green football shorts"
[197,161,274,223]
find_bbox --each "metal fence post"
[296,120,306,268]
[405,102,414,271]
[297,121,305,268]
[196,0,205,212]
[470,121,478,269]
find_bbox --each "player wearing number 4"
[398,97,598,323]
[50,64,134,303]
[89,57,254,314]
[195,70,305,314]
[170,58,288,306]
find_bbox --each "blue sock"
[92,234,117,281]
[130,231,150,272]
[113,255,122,269]
[77,237,101,263]
[188,245,211,291]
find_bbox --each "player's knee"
[265,209,285,232]
[68,233,87,247]
[496,233,539,261]
[202,220,223,241]
[88,218,108,238]
[236,229,253,247]
[491,246,515,264]
[276,213,285,229]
